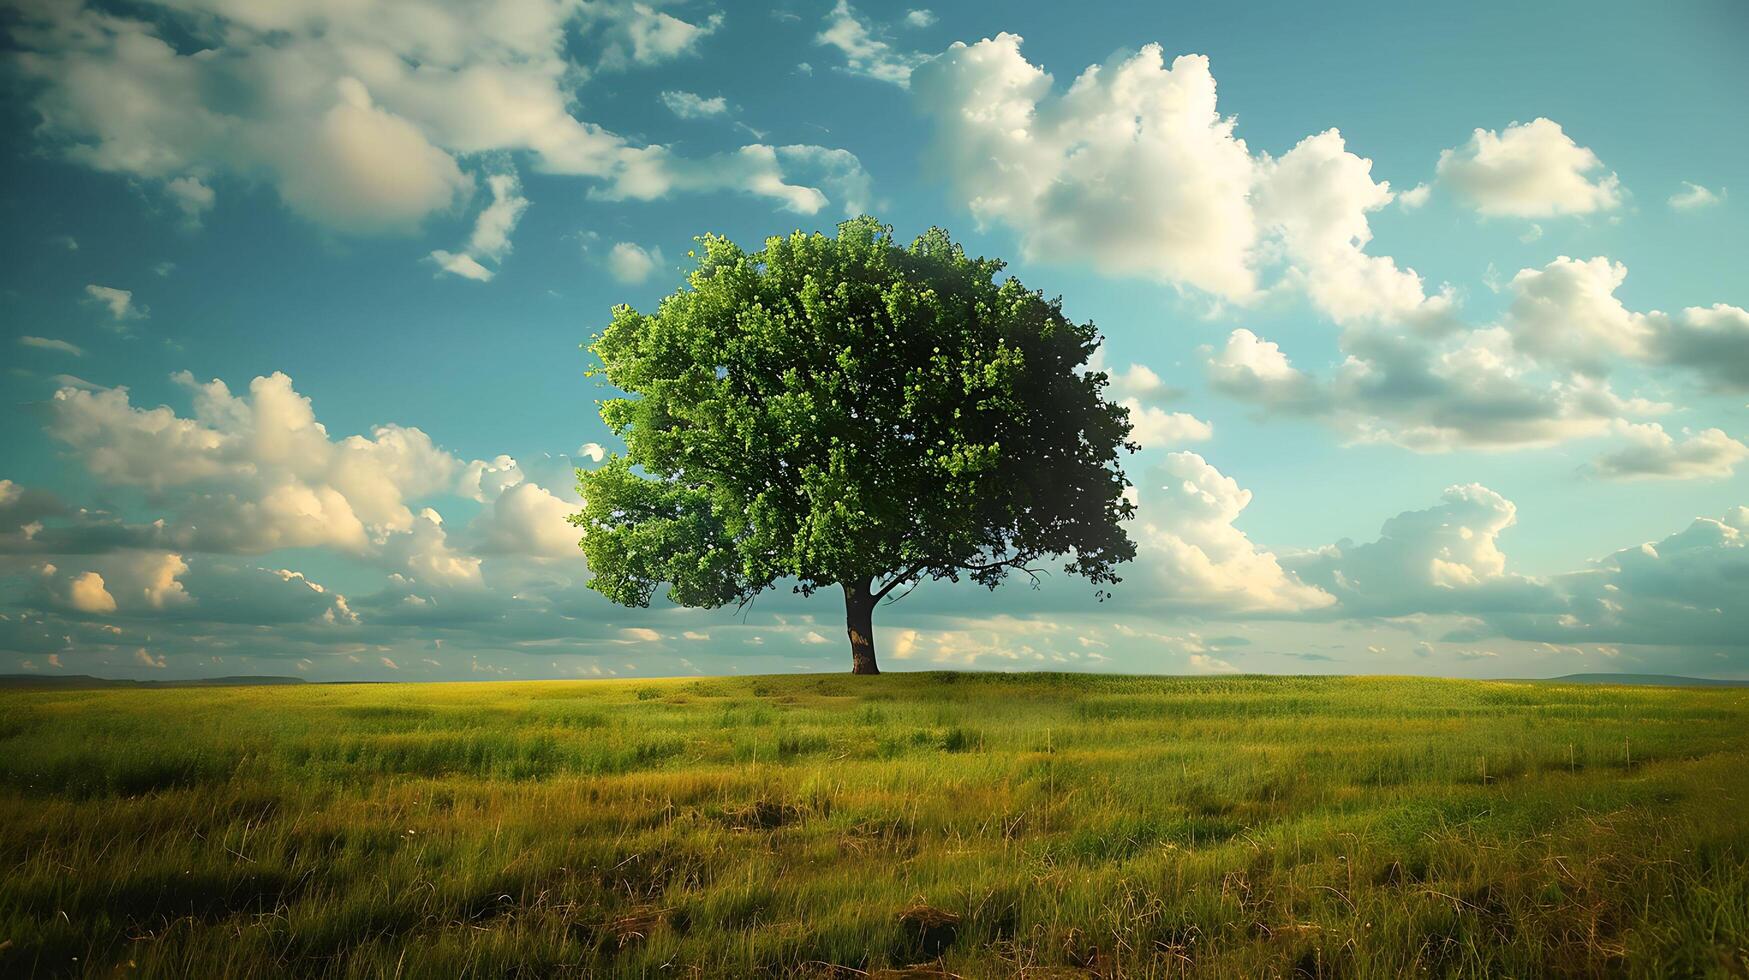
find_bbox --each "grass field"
[2,673,1746,978]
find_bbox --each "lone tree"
[572,217,1136,674]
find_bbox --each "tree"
[571,217,1137,674]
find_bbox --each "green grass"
[1,673,1746,978]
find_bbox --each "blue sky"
[2,0,1746,680]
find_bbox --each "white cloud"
[1187,653,1238,673]
[429,170,529,281]
[1397,183,1431,210]
[381,508,483,588]
[1206,328,1320,411]
[41,552,191,614]
[913,39,1446,325]
[474,481,581,559]
[468,172,529,261]
[817,1,927,87]
[1202,250,1749,452]
[1479,505,1749,654]
[19,336,84,357]
[914,37,1258,299]
[11,1,858,233]
[1287,484,1546,617]
[773,144,873,216]
[166,176,214,224]
[620,627,661,642]
[1120,399,1212,448]
[600,143,847,215]
[67,570,116,613]
[660,90,728,119]
[606,242,663,284]
[577,442,606,462]
[428,250,495,282]
[1254,129,1452,327]
[904,10,936,28]
[1108,363,1171,400]
[47,373,457,550]
[1133,453,1335,613]
[274,78,473,233]
[84,284,141,322]
[1668,181,1723,211]
[592,2,722,70]
[1590,421,1748,481]
[1500,256,1647,375]
[135,648,166,669]
[1435,118,1622,217]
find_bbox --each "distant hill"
[1511,673,1749,688]
[0,674,306,689]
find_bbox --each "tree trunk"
[844,579,879,675]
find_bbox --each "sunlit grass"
[2,673,1746,977]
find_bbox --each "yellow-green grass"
[2,673,1746,978]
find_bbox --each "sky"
[1,0,1746,682]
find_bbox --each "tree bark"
[844,579,879,675]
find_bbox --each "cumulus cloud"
[39,371,578,584]
[1397,183,1431,210]
[1105,363,1174,401]
[904,9,936,28]
[1120,400,1212,449]
[912,37,1446,325]
[606,242,663,284]
[1254,129,1453,328]
[1499,256,1647,375]
[660,90,728,118]
[39,551,190,614]
[915,37,1259,299]
[84,284,141,322]
[1435,118,1622,217]
[1132,453,1334,613]
[817,1,927,86]
[772,144,873,216]
[576,443,606,462]
[1209,322,1656,452]
[45,373,450,552]
[590,2,722,71]
[1667,181,1724,211]
[1590,422,1748,481]
[1206,329,1322,412]
[65,570,116,613]
[10,0,859,234]
[1482,505,1749,653]
[1645,303,1749,392]
[473,482,582,559]
[1286,484,1553,617]
[1206,251,1749,451]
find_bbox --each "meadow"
[1,673,1745,978]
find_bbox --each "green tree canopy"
[572,217,1137,673]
